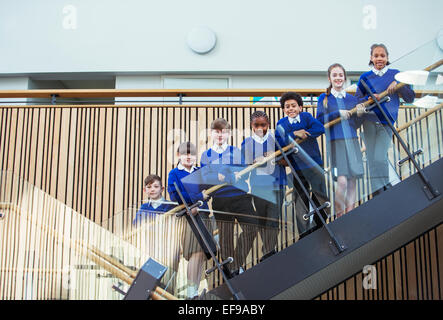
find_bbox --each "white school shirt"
[211,143,229,154]
[177,162,198,173]
[371,65,389,77]
[331,88,346,99]
[251,131,270,144]
[288,115,301,125]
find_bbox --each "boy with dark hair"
[275,91,329,238]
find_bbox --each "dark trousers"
[184,213,218,260]
[291,166,329,236]
[212,194,257,270]
[252,189,284,254]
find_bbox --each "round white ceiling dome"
[186,26,217,54]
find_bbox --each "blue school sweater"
[356,68,415,125]
[275,112,325,170]
[167,166,208,210]
[316,93,361,141]
[200,146,249,198]
[133,199,176,225]
[241,133,287,192]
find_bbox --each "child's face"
[371,47,388,70]
[283,99,303,118]
[251,117,269,137]
[329,67,346,90]
[179,153,197,168]
[144,180,164,200]
[211,129,230,146]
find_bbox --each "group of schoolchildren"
[133,43,415,299]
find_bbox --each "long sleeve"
[200,151,223,184]
[241,139,254,165]
[168,169,206,204]
[397,83,415,103]
[305,113,325,138]
[355,83,370,105]
[355,83,365,100]
[167,170,181,203]
[225,147,246,184]
[275,118,289,147]
[133,203,150,225]
[316,95,341,125]
[200,151,208,168]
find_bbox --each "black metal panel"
[123,258,168,300]
[208,157,443,300]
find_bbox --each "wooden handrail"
[0,88,440,99]
[397,102,443,132]
[0,88,324,99]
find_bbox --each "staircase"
[207,157,443,300]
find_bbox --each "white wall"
[0,0,442,76]
[0,77,29,103]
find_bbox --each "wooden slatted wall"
[318,224,442,300]
[0,103,442,300]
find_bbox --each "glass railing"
[387,42,443,181]
[100,198,291,299]
[102,206,188,298]
[0,170,145,300]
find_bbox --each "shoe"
[384,183,393,190]
[298,228,314,240]
[229,266,245,278]
[259,249,277,263]
[222,265,234,279]
[186,284,199,299]
[371,189,383,198]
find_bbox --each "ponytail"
[324,84,332,110]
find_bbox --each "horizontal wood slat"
[0,89,440,99]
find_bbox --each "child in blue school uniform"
[132,174,181,295]
[167,142,216,299]
[355,43,415,196]
[241,110,287,259]
[275,91,328,238]
[133,174,176,225]
[200,118,257,275]
[316,63,364,218]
